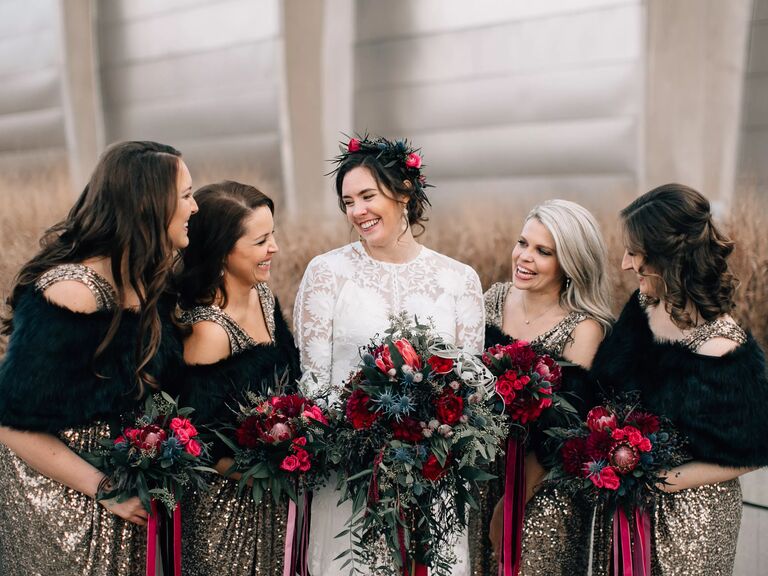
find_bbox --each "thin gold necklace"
[521,295,559,325]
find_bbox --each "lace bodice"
[179,283,276,355]
[484,281,588,359]
[35,264,117,311]
[294,242,484,402]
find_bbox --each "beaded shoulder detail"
[483,281,588,358]
[179,283,276,355]
[34,263,117,312]
[682,319,747,352]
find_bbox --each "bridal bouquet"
[480,340,574,575]
[84,391,211,513]
[331,314,506,576]
[215,390,332,506]
[546,393,685,574]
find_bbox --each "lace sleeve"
[455,265,485,353]
[293,255,338,393]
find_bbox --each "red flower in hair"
[405,153,422,169]
[348,138,361,152]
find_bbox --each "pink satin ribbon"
[146,500,159,576]
[612,507,651,576]
[283,499,298,576]
[498,438,525,576]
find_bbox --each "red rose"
[174,428,192,445]
[421,454,451,481]
[505,341,537,371]
[534,355,562,388]
[587,407,618,433]
[280,454,300,472]
[373,344,395,374]
[405,153,422,169]
[292,436,307,447]
[394,339,422,370]
[302,404,328,425]
[348,138,361,152]
[507,394,548,424]
[428,355,454,375]
[590,466,620,490]
[124,428,141,445]
[625,411,660,435]
[638,437,652,452]
[185,439,202,457]
[512,374,530,391]
[138,425,167,452]
[495,377,516,404]
[345,389,379,429]
[271,394,305,418]
[435,390,464,425]
[170,417,198,438]
[392,417,423,442]
[295,448,311,472]
[561,437,588,477]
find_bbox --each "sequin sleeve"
[293,255,338,393]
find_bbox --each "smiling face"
[511,217,565,294]
[341,166,406,248]
[224,206,278,285]
[167,160,197,249]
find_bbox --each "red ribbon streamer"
[146,500,159,576]
[612,507,651,576]
[283,499,298,576]
[498,437,525,576]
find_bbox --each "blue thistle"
[373,389,396,414]
[392,447,414,464]
[362,353,375,367]
[394,394,415,420]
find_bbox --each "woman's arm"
[0,427,148,525]
[658,461,756,493]
[562,318,603,369]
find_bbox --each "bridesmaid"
[476,199,614,575]
[175,181,300,576]
[0,141,195,575]
[590,183,768,575]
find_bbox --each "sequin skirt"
[0,423,145,576]
[181,473,288,576]
[469,472,592,576]
[591,479,743,576]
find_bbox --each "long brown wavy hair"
[2,141,183,395]
[620,183,737,329]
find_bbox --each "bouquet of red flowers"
[546,393,685,575]
[84,392,211,576]
[481,340,573,575]
[332,314,506,576]
[216,390,331,505]
[84,391,210,513]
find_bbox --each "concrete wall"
[352,0,645,215]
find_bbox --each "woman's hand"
[99,496,149,526]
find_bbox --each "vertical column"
[56,0,104,193]
[644,0,753,212]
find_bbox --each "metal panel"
[747,21,768,74]
[357,0,635,42]
[356,63,640,133]
[0,108,65,151]
[0,68,59,115]
[412,118,637,179]
[100,41,279,106]
[98,0,279,65]
[356,3,642,90]
[743,75,768,128]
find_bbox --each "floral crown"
[330,133,432,206]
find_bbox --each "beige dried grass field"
[1,168,766,353]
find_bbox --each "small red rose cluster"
[483,341,561,426]
[116,416,202,458]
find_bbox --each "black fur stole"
[178,299,300,460]
[591,291,768,468]
[0,289,184,434]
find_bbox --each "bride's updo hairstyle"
[330,135,431,236]
[620,183,737,329]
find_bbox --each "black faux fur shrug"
[0,289,184,434]
[591,291,768,468]
[176,299,300,462]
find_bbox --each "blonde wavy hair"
[526,199,614,334]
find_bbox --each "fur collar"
[591,291,768,467]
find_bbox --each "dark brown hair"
[177,181,274,310]
[334,154,430,237]
[3,141,183,395]
[621,183,737,328]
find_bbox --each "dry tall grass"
[1,169,767,352]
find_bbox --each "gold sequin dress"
[0,264,183,576]
[469,282,594,576]
[179,284,299,576]
[589,291,764,576]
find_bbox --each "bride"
[294,135,484,575]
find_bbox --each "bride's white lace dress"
[294,241,484,576]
